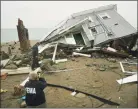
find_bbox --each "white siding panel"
[82,23,94,40]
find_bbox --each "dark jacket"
[24,78,47,106]
[32,45,38,58]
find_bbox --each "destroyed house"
[40,4,137,47]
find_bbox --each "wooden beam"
[52,43,58,62]
[72,52,91,57]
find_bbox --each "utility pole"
[17,18,30,53]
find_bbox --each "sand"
[0,40,137,108]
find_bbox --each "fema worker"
[31,42,39,70]
[24,71,47,108]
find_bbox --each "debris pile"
[1,4,137,108]
[0,51,9,60]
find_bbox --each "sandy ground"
[0,41,137,108]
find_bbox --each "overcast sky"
[1,1,137,29]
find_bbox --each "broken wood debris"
[1,5,138,108]
[72,52,91,57]
[101,49,129,58]
[1,67,31,75]
[116,74,137,84]
[107,47,117,52]
[119,62,137,75]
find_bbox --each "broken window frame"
[90,24,105,36]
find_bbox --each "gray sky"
[1,1,137,29]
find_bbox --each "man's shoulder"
[24,81,30,87]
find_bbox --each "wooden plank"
[1,67,31,75]
[116,74,137,84]
[6,70,31,75]
[120,62,125,73]
[52,43,58,62]
[1,67,41,76]
[72,52,91,57]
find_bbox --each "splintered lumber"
[1,67,31,75]
[116,74,137,84]
[72,52,91,57]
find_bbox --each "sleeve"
[24,81,28,88]
[39,77,47,90]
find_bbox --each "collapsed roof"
[40,4,137,47]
